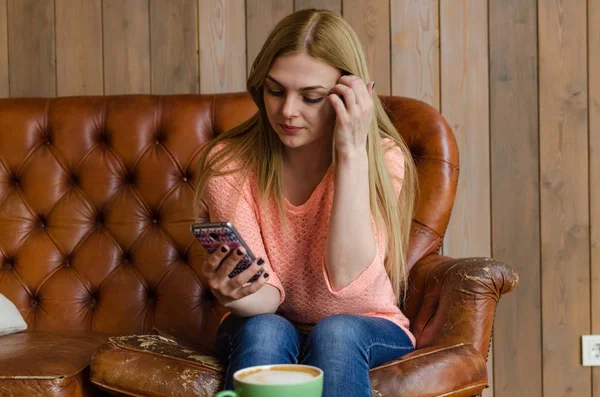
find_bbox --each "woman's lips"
[279,124,303,134]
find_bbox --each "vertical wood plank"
[150,0,199,94]
[344,0,390,95]
[199,0,246,94]
[294,0,341,14]
[246,0,293,73]
[489,1,541,397]
[390,0,439,108]
[539,0,591,396]
[589,0,600,392]
[55,0,103,96]
[0,0,7,97]
[7,0,55,97]
[103,0,151,95]
[440,1,491,395]
[440,4,490,258]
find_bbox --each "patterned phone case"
[191,222,263,281]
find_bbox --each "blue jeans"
[216,313,414,397]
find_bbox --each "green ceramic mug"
[215,364,323,397]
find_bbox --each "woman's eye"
[266,87,284,96]
[303,97,324,104]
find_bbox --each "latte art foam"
[240,369,316,385]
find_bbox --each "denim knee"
[309,314,364,344]
[304,314,367,357]
[231,313,301,362]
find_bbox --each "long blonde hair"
[193,9,417,302]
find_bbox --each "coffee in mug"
[215,364,323,397]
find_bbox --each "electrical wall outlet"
[582,335,600,366]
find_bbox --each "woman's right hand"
[202,244,270,306]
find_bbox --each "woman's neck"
[282,140,333,176]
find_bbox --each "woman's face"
[263,53,341,151]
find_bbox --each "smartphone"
[191,221,263,282]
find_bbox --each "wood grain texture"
[246,0,293,73]
[489,1,541,396]
[0,0,8,97]
[589,0,600,392]
[390,0,439,108]
[439,1,490,393]
[294,0,341,14]
[55,0,103,96]
[150,0,199,94]
[344,0,390,95]
[199,0,246,94]
[7,0,55,97]
[441,1,490,255]
[103,0,151,95]
[539,0,591,396]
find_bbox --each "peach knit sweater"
[203,140,415,346]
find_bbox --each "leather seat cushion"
[90,334,224,397]
[90,334,487,397]
[0,331,110,397]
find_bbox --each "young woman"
[193,8,417,397]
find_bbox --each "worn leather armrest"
[369,343,487,397]
[403,254,519,358]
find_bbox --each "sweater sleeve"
[202,171,285,304]
[321,139,405,298]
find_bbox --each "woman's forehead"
[267,53,340,88]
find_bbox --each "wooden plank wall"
[539,2,590,397]
[0,1,598,396]
[0,0,7,98]
[591,0,600,393]
[489,1,541,396]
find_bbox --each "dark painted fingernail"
[372,81,376,89]
[221,246,227,253]
[264,272,269,278]
[257,258,264,266]
[237,249,243,256]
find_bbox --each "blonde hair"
[193,9,417,302]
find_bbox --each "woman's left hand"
[328,75,375,156]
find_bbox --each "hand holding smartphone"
[191,221,263,282]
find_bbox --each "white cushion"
[0,294,27,336]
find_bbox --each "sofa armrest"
[369,343,487,397]
[403,254,519,359]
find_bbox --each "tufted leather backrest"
[0,94,457,351]
[379,97,458,269]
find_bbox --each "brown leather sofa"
[0,94,518,397]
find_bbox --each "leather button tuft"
[11,176,19,187]
[96,211,104,225]
[100,133,110,145]
[38,216,46,228]
[4,258,13,269]
[125,172,135,185]
[152,217,158,224]
[63,260,71,268]
[31,298,39,306]
[148,296,155,305]
[71,174,79,186]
